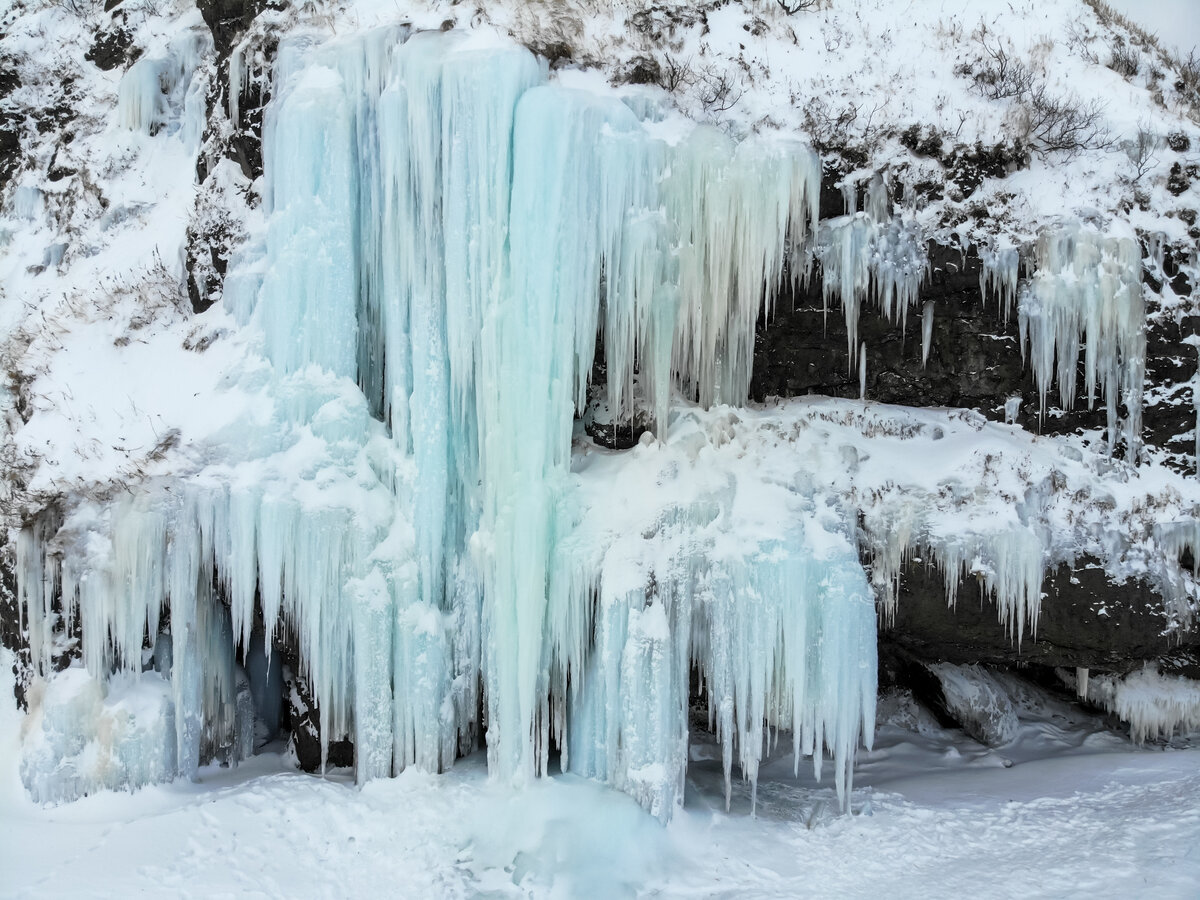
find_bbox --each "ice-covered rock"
[925,663,1019,747]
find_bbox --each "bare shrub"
[659,54,695,93]
[1108,42,1140,78]
[698,65,741,113]
[1176,50,1200,104]
[970,40,1034,100]
[1022,88,1111,156]
[965,37,1111,157]
[1123,123,1161,181]
[800,96,888,156]
[776,0,820,13]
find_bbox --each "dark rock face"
[195,0,272,60]
[0,112,19,193]
[284,662,354,772]
[879,558,1198,672]
[84,26,137,71]
[0,548,30,709]
[186,222,231,314]
[0,64,21,192]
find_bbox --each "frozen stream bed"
[3,673,1198,899]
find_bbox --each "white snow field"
[2,655,1199,899]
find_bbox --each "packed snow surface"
[3,656,1199,899]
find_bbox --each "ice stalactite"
[257,64,359,379]
[667,130,821,413]
[1018,224,1145,459]
[859,343,867,399]
[228,31,277,129]
[921,301,934,367]
[979,244,1021,322]
[816,202,928,373]
[1074,665,1200,741]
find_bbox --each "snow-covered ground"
[2,653,1198,899]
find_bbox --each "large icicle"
[668,131,821,411]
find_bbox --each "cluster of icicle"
[1069,664,1200,742]
[861,502,1045,647]
[18,28,881,820]
[816,174,929,374]
[980,224,1146,460]
[117,28,210,149]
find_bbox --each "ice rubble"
[12,24,1171,818]
[19,667,177,805]
[926,663,1019,747]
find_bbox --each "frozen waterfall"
[16,28,873,820]
[13,25,1158,821]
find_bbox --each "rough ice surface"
[19,666,177,804]
[10,23,1182,818]
[15,29,876,816]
